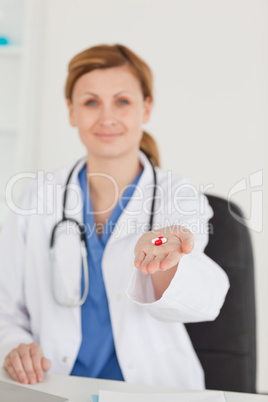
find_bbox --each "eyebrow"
[81,91,131,97]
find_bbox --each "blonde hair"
[65,44,160,167]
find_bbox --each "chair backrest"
[185,195,256,392]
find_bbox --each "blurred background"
[0,0,267,392]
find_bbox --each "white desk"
[0,369,267,402]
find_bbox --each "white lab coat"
[0,151,229,389]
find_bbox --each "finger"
[147,253,166,274]
[19,346,37,384]
[140,254,155,274]
[9,350,29,384]
[134,251,146,269]
[41,357,52,373]
[174,228,194,254]
[181,236,194,254]
[30,343,45,382]
[4,357,20,382]
[160,250,181,271]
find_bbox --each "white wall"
[5,0,268,392]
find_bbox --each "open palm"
[134,225,194,275]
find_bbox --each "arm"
[0,185,51,383]
[127,192,230,323]
[0,209,34,361]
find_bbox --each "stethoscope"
[49,157,157,307]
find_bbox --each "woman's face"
[67,65,152,160]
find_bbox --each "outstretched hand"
[134,225,194,275]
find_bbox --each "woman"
[0,44,229,389]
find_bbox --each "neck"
[86,151,142,200]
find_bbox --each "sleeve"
[126,187,230,323]
[0,183,36,367]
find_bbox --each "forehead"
[72,65,143,96]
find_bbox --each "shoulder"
[42,157,86,187]
[153,165,213,222]
[154,166,198,197]
[13,157,85,213]
[154,166,189,185]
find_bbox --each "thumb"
[172,226,194,255]
[181,237,194,254]
[41,357,52,372]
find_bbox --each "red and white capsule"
[151,236,167,246]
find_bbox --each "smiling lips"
[95,132,122,140]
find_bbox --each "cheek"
[76,109,96,129]
[125,107,144,129]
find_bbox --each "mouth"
[95,132,123,141]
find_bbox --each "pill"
[151,236,167,245]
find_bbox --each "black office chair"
[185,195,256,393]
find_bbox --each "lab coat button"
[62,356,69,363]
[116,294,122,301]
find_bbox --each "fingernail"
[30,377,36,384]
[37,374,43,382]
[21,377,28,384]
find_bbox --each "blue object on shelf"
[0,37,10,45]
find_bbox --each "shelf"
[0,0,42,228]
[0,46,24,56]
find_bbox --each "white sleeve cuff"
[126,251,230,323]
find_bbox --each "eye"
[118,99,129,105]
[86,100,97,106]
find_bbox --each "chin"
[86,146,138,160]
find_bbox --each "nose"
[98,104,117,127]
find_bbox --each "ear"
[66,99,77,127]
[142,96,152,124]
